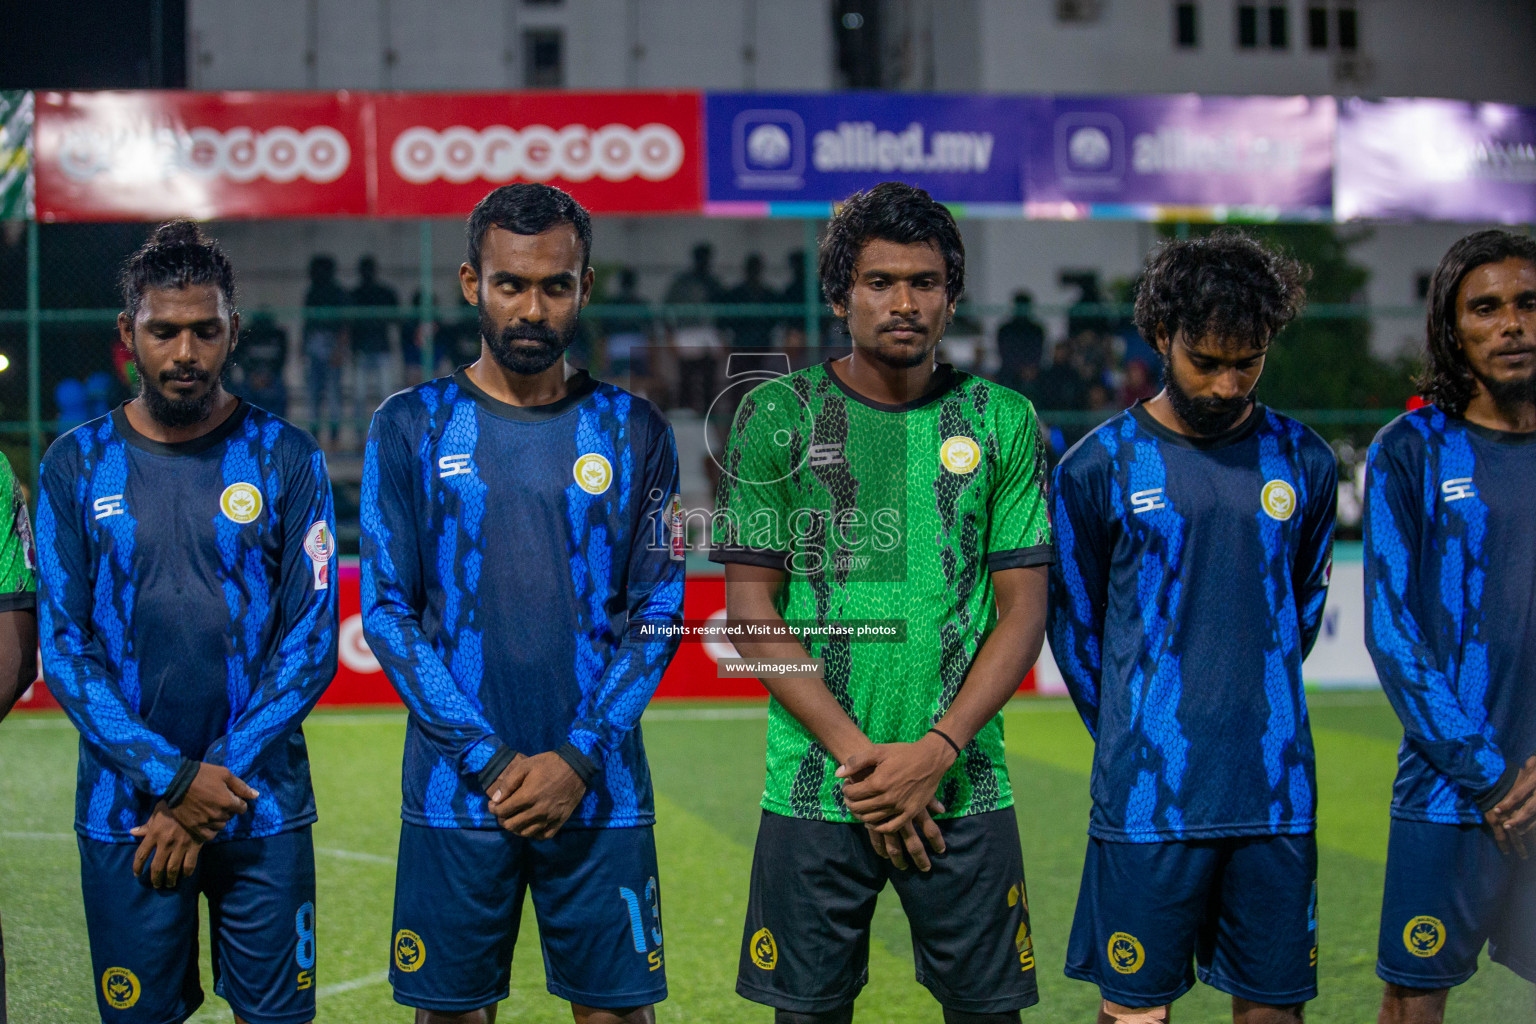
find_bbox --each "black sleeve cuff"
[986,544,1055,570]
[1475,762,1520,813]
[476,745,518,794]
[162,759,199,808]
[555,743,601,787]
[0,591,36,613]
[708,545,791,571]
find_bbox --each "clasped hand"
[131,762,258,888]
[836,734,957,872]
[488,752,588,840]
[1485,754,1536,859]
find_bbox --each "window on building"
[1237,4,1259,47]
[1175,2,1199,47]
[523,28,563,87]
[1267,5,1288,48]
[1337,5,1359,50]
[1307,5,1328,47]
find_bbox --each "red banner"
[15,565,1032,711]
[371,91,702,216]
[33,91,371,222]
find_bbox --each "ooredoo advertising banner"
[33,91,370,221]
[372,91,702,216]
[1023,94,1335,219]
[704,92,1030,214]
[1336,97,1536,223]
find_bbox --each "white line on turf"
[317,846,394,866]
[318,969,391,998]
[0,830,73,840]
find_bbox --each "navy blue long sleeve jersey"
[360,369,684,831]
[1364,407,1536,824]
[1048,403,1337,842]
[36,403,339,843]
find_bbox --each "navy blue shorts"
[390,823,666,1013]
[77,828,317,1024]
[1377,818,1536,988]
[1066,834,1318,1006]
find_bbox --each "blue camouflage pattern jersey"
[1048,402,1337,842]
[36,402,339,843]
[1364,407,1536,824]
[361,369,684,831]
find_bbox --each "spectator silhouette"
[995,291,1045,391]
[665,243,725,414]
[235,312,289,415]
[725,253,778,351]
[302,255,347,445]
[351,255,401,423]
[601,268,652,380]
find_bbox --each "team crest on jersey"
[304,521,334,591]
[939,436,981,475]
[394,929,426,972]
[574,453,613,495]
[101,966,140,1009]
[1403,915,1446,958]
[220,482,263,524]
[749,927,778,970]
[1261,479,1296,521]
[1107,931,1144,974]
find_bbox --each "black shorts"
[736,808,1038,1015]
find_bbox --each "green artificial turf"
[0,692,1528,1022]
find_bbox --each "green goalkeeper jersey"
[710,360,1053,821]
[0,453,36,612]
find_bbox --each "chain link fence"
[0,219,1433,548]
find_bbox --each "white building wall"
[186,0,1536,358]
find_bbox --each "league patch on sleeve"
[303,520,334,591]
[668,493,685,562]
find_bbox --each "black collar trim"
[453,367,599,422]
[1130,399,1266,451]
[112,399,250,456]
[822,358,962,413]
[1459,418,1536,446]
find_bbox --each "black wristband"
[927,727,962,758]
[1475,762,1520,813]
[555,743,601,787]
[476,745,518,795]
[162,759,199,809]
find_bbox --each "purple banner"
[1336,98,1536,223]
[1024,94,1335,219]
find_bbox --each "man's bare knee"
[1100,1001,1169,1024]
[1377,983,1448,1024]
[774,1007,854,1024]
[1231,996,1304,1023]
[416,1007,497,1024]
[572,1003,655,1024]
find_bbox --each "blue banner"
[704,93,1030,214]
[1023,94,1335,221]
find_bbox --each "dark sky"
[1,0,186,89]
